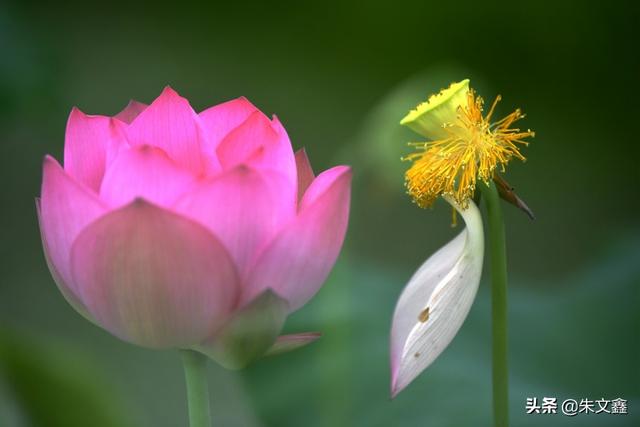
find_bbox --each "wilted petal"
[390,198,484,398]
[294,148,314,205]
[194,290,288,369]
[265,332,321,356]
[100,145,196,208]
[64,108,125,191]
[199,97,258,152]
[39,156,108,302]
[243,166,351,311]
[114,100,148,124]
[126,87,205,173]
[70,200,239,348]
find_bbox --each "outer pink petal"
[199,97,258,152]
[243,166,351,311]
[114,100,148,124]
[64,108,126,192]
[100,145,196,208]
[36,199,94,322]
[39,156,108,300]
[126,87,205,173]
[70,200,240,349]
[216,112,296,190]
[294,148,315,206]
[174,166,295,279]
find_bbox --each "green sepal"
[193,290,288,370]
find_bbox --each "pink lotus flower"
[37,87,351,367]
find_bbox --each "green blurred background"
[1,1,638,426]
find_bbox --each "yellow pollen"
[403,90,534,208]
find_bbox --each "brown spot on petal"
[414,352,421,358]
[418,307,430,323]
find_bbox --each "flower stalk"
[480,180,509,427]
[181,350,212,427]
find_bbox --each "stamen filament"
[404,89,534,208]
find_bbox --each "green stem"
[181,350,211,427]
[480,181,509,427]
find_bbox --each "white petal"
[390,198,484,397]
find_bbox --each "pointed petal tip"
[389,366,413,399]
[299,331,321,339]
[42,155,73,181]
[131,196,147,206]
[389,367,401,399]
[232,163,252,174]
[68,106,90,122]
[390,387,399,400]
[264,332,322,357]
[337,165,352,177]
[157,86,185,101]
[43,154,57,167]
[68,106,101,120]
[294,148,315,203]
[114,99,148,124]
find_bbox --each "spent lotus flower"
[401,79,534,208]
[391,79,533,397]
[37,87,351,368]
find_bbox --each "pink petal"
[265,332,322,356]
[100,145,197,208]
[64,108,125,192]
[70,200,240,348]
[216,112,296,189]
[174,166,296,279]
[199,97,258,152]
[126,87,205,173]
[39,156,108,302]
[294,148,315,206]
[36,199,94,322]
[114,100,148,124]
[243,166,351,311]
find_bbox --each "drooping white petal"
[390,198,484,397]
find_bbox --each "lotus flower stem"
[480,181,509,427]
[181,350,212,427]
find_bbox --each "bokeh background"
[1,1,638,426]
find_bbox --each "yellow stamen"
[403,89,534,208]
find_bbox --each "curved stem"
[181,350,211,427]
[480,181,509,427]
